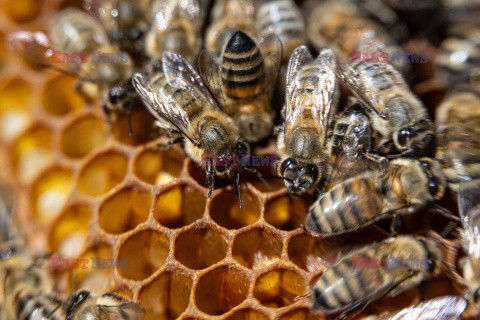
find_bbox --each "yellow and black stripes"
[307,177,383,235]
[220,31,266,100]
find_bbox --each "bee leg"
[101,100,113,128]
[126,105,133,137]
[206,162,214,198]
[365,153,388,170]
[390,214,402,236]
[337,301,370,320]
[155,137,183,151]
[236,172,243,210]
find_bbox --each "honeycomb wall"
[0,1,473,320]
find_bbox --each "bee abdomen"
[307,178,382,235]
[16,291,62,320]
[256,0,306,41]
[221,31,266,100]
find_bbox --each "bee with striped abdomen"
[306,158,448,236]
[435,85,480,194]
[133,51,251,206]
[199,30,281,143]
[360,295,467,320]
[325,53,433,157]
[311,235,443,316]
[7,8,138,134]
[205,0,257,54]
[277,46,338,196]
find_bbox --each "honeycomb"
[0,0,474,319]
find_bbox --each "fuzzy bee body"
[312,235,442,314]
[306,158,446,236]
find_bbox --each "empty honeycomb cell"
[117,229,170,281]
[77,150,128,197]
[174,226,228,270]
[48,203,92,258]
[224,308,270,320]
[0,78,32,141]
[42,74,86,116]
[277,308,322,320]
[30,166,74,224]
[99,186,151,234]
[232,227,283,270]
[209,188,261,229]
[253,268,306,309]
[264,194,312,231]
[60,115,108,158]
[194,264,250,315]
[11,124,53,184]
[4,0,41,23]
[138,269,193,320]
[68,243,114,293]
[112,107,159,146]
[153,183,206,228]
[133,147,184,186]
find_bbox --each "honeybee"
[276,46,338,196]
[311,235,444,316]
[325,53,433,157]
[435,86,480,194]
[62,291,145,320]
[133,51,251,205]
[145,0,204,63]
[255,0,306,63]
[199,30,281,143]
[306,158,448,236]
[84,0,150,63]
[360,295,467,320]
[7,8,137,134]
[304,0,404,71]
[457,180,480,311]
[205,0,257,54]
[434,23,480,90]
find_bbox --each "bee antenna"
[126,107,133,137]
[294,289,313,302]
[309,183,322,195]
[426,202,460,223]
[243,167,272,191]
[236,172,243,210]
[386,149,414,159]
[72,274,78,293]
[46,300,62,318]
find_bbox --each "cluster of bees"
[2,0,480,319]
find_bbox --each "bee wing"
[197,49,226,108]
[458,180,480,258]
[6,31,96,83]
[257,32,282,100]
[97,302,146,319]
[285,45,312,104]
[132,73,200,145]
[151,0,201,31]
[83,0,117,31]
[162,51,219,110]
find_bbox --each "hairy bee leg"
[426,202,461,223]
[365,152,388,170]
[154,137,183,151]
[390,214,402,236]
[206,161,214,198]
[101,100,113,128]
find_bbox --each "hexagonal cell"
[48,204,92,258]
[225,308,270,320]
[30,166,74,224]
[68,243,114,293]
[194,265,249,315]
[5,0,41,23]
[99,186,151,234]
[77,150,128,197]
[0,78,32,141]
[174,226,228,270]
[112,107,159,146]
[117,229,169,281]
[153,183,206,228]
[277,308,322,320]
[11,125,53,184]
[187,159,230,190]
[42,74,85,116]
[138,269,193,320]
[243,155,285,193]
[232,227,283,270]
[60,115,108,158]
[253,268,306,308]
[264,194,312,231]
[209,188,261,229]
[133,147,184,186]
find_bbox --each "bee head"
[278,157,320,195]
[393,119,433,153]
[65,290,91,319]
[419,157,446,200]
[214,141,250,176]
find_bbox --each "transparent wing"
[97,303,146,319]
[132,72,200,145]
[6,31,95,82]
[83,0,118,31]
[162,51,219,110]
[257,32,282,100]
[197,49,226,108]
[151,0,201,31]
[458,180,480,258]
[315,48,338,134]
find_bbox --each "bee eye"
[474,288,480,302]
[397,127,412,147]
[234,142,248,155]
[306,164,319,182]
[280,158,297,175]
[109,86,125,104]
